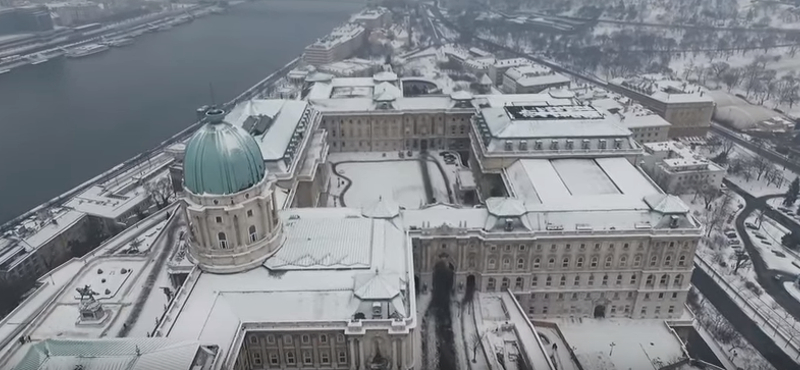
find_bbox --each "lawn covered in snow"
[333,159,449,209]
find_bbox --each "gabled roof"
[643,194,689,214]
[354,273,403,300]
[486,197,526,217]
[361,197,400,219]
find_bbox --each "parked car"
[774,274,783,282]
[753,232,766,239]
[745,222,758,229]
[762,240,772,246]
[725,231,737,239]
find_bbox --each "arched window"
[576,257,585,268]
[590,256,599,268]
[646,274,654,286]
[249,225,257,242]
[562,257,570,268]
[616,274,623,285]
[630,274,637,285]
[574,276,580,286]
[503,258,511,269]
[664,254,673,266]
[660,274,668,286]
[673,274,683,287]
[602,274,609,285]
[633,255,642,267]
[619,255,627,267]
[605,255,613,268]
[650,255,658,266]
[560,276,566,286]
[588,275,595,285]
[533,258,541,269]
[501,277,510,290]
[678,255,687,266]
[548,258,555,268]
[515,277,524,289]
[517,258,525,269]
[531,275,538,286]
[487,278,496,291]
[218,232,228,249]
[488,259,496,269]
[546,276,552,286]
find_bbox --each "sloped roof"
[643,194,689,214]
[354,273,403,300]
[13,338,205,370]
[373,82,402,102]
[486,197,526,217]
[361,197,400,219]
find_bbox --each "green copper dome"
[184,109,266,195]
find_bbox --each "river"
[0,0,363,223]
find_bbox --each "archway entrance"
[463,274,476,303]
[594,305,606,318]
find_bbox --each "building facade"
[303,24,366,66]
[608,77,715,138]
[642,141,725,195]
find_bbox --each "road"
[726,179,800,324]
[691,267,800,369]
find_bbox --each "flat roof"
[550,318,688,370]
[480,106,632,139]
[611,75,715,104]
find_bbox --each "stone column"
[349,339,357,370]
[391,339,397,370]
[358,339,365,370]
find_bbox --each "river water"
[0,0,362,223]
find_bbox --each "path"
[726,179,800,323]
[330,162,353,207]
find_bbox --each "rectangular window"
[283,335,293,344]
[321,351,330,364]
[668,305,675,314]
[338,351,348,364]
[249,336,258,344]
[252,352,262,366]
[319,334,328,343]
[267,335,275,344]
[247,209,254,217]
[270,352,279,365]
[286,352,296,365]
[303,351,313,365]
[215,216,223,223]
[542,306,548,314]
[337,334,345,343]
[301,335,310,344]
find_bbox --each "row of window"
[440,240,692,254]
[527,303,677,317]
[249,333,346,346]
[250,349,347,367]
[485,253,689,271]
[485,273,685,290]
[327,124,469,138]
[526,290,681,302]
[215,226,259,249]
[501,138,625,152]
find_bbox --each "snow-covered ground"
[115,219,169,255]
[767,197,800,226]
[745,215,800,275]
[330,154,449,209]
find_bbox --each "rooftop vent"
[504,218,514,231]
[669,215,680,228]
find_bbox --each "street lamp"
[608,342,616,356]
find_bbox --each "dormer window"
[614,138,622,149]
[519,140,528,151]
[582,139,590,149]
[550,140,559,150]
[599,139,607,149]
[372,302,382,318]
[566,140,574,150]
[504,140,513,151]
[535,140,543,150]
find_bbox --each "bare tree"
[732,250,751,274]
[705,191,734,237]
[470,330,488,363]
[750,155,772,181]
[144,177,174,210]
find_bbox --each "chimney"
[669,215,680,228]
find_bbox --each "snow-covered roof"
[305,23,364,50]
[644,194,690,214]
[361,197,400,219]
[224,99,312,162]
[610,75,714,104]
[13,338,209,370]
[643,141,723,173]
[505,65,570,88]
[486,197,526,217]
[160,208,414,369]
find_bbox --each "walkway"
[726,180,800,323]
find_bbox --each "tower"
[182,108,284,274]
